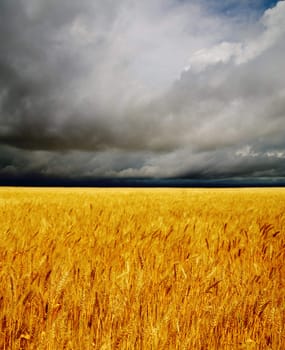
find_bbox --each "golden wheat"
[0,187,284,349]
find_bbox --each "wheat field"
[0,187,284,349]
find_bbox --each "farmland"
[0,187,284,349]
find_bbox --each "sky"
[0,0,284,185]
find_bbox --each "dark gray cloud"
[0,0,284,181]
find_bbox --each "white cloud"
[265,150,285,159]
[189,1,285,70]
[236,145,260,157]
[190,42,242,71]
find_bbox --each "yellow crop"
[0,187,284,349]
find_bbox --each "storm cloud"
[0,0,284,182]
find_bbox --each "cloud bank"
[0,0,284,181]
